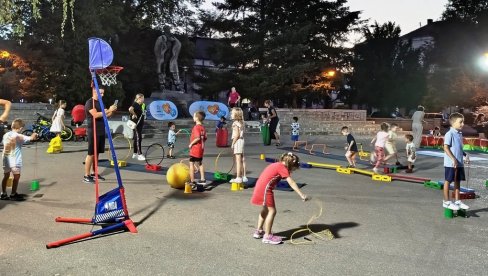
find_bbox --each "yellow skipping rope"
[290,198,335,245]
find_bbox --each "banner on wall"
[188,101,229,121]
[146,100,178,120]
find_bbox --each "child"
[341,126,357,168]
[442,113,470,211]
[229,107,248,183]
[405,134,416,173]
[216,116,227,131]
[370,122,389,174]
[167,122,182,159]
[1,119,38,201]
[188,111,207,185]
[291,117,300,149]
[432,126,441,137]
[251,152,308,245]
[260,114,267,126]
[50,100,67,138]
[384,123,401,165]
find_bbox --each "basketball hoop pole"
[46,38,137,249]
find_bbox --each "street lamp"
[182,66,188,93]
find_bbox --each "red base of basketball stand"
[145,164,162,171]
[46,218,137,249]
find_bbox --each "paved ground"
[1,133,488,276]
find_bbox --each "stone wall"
[6,103,55,124]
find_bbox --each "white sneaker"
[372,168,379,174]
[444,201,460,211]
[137,155,146,161]
[455,200,469,210]
[132,153,137,159]
[242,176,248,183]
[230,177,243,183]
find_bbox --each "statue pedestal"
[149,90,201,118]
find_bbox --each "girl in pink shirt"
[370,122,389,174]
[250,152,308,245]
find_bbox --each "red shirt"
[189,124,207,158]
[228,91,240,104]
[251,162,290,207]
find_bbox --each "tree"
[442,0,488,23]
[199,0,362,107]
[350,22,428,111]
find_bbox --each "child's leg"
[454,181,460,202]
[168,148,173,157]
[345,151,352,165]
[11,173,20,194]
[263,206,277,235]
[198,161,205,181]
[257,206,269,231]
[443,180,451,201]
[2,172,9,194]
[374,147,384,168]
[189,161,195,182]
[242,155,247,178]
[351,152,357,166]
[408,161,412,170]
[235,154,242,178]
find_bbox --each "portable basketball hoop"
[46,38,137,249]
[96,66,123,86]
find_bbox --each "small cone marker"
[260,154,265,160]
[239,183,245,190]
[231,182,239,191]
[184,182,193,194]
[30,180,40,191]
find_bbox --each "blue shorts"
[291,135,299,141]
[444,167,466,183]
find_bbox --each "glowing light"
[0,51,10,59]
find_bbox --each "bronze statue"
[154,27,182,91]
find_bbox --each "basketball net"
[95,66,123,86]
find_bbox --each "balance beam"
[388,174,430,183]
[350,168,374,176]
[307,162,341,170]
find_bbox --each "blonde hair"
[134,93,144,101]
[11,118,25,130]
[280,152,300,171]
[56,100,66,109]
[231,107,244,122]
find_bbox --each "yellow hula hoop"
[290,199,335,245]
[107,134,132,162]
[214,148,234,175]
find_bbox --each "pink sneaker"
[253,229,264,239]
[262,234,283,245]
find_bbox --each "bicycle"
[22,113,74,142]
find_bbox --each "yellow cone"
[184,182,193,194]
[260,154,265,160]
[231,182,239,191]
[239,183,245,190]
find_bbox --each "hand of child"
[302,194,310,202]
[453,159,458,168]
[464,155,470,164]
[188,144,192,149]
[31,133,39,140]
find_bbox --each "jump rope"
[290,198,335,245]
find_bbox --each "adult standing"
[411,105,425,148]
[83,86,117,183]
[128,93,146,161]
[264,100,281,146]
[227,87,241,108]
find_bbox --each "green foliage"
[350,22,428,111]
[442,0,488,23]
[199,0,362,107]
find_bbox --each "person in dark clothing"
[264,100,280,146]
[83,86,117,183]
[128,93,146,161]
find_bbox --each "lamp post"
[182,66,188,93]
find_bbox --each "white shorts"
[4,167,21,175]
[233,139,244,155]
[385,143,397,155]
[407,155,416,163]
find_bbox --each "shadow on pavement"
[274,222,360,240]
